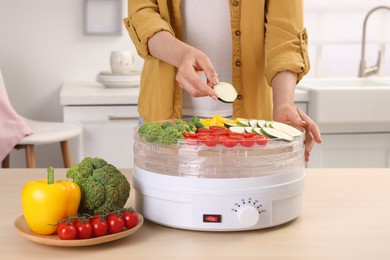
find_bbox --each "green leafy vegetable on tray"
[138,116,204,145]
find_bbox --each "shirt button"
[235,30,241,36]
[235,60,241,67]
[126,21,131,27]
[237,95,243,100]
[232,1,239,7]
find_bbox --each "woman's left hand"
[273,104,322,162]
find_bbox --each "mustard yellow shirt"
[124,0,310,122]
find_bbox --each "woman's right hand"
[148,31,218,99]
[175,47,219,99]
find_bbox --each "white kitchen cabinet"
[298,78,390,168]
[60,82,140,168]
[63,105,138,168]
[307,133,390,168]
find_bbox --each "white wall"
[304,0,390,77]
[0,0,142,167]
[1,0,389,168]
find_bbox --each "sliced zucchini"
[224,122,237,128]
[236,119,249,126]
[213,82,238,103]
[260,127,294,142]
[256,120,266,128]
[244,127,253,133]
[265,121,273,128]
[269,121,303,137]
[229,126,246,134]
[249,119,258,128]
[252,127,262,134]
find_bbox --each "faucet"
[358,5,390,77]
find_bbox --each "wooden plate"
[14,213,143,247]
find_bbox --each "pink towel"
[0,89,33,161]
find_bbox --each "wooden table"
[1,168,389,259]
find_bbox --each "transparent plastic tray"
[133,125,305,179]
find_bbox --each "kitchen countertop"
[1,168,389,259]
[60,82,309,106]
[60,82,140,106]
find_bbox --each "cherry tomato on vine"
[122,210,139,229]
[106,213,124,234]
[57,222,77,240]
[74,218,93,239]
[90,214,108,237]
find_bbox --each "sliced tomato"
[252,134,269,145]
[211,129,229,136]
[198,135,219,147]
[241,132,257,138]
[183,132,199,138]
[227,132,244,138]
[240,138,255,147]
[220,135,241,148]
[197,128,214,134]
[209,126,226,131]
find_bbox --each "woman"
[124,0,321,161]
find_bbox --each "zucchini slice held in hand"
[213,82,238,103]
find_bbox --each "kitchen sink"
[297,77,390,133]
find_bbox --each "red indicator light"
[203,214,222,223]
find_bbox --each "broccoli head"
[66,157,130,215]
[138,118,204,145]
[187,116,204,131]
[161,121,171,129]
[158,127,184,145]
[138,122,164,142]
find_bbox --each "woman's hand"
[148,31,218,99]
[273,104,322,162]
[272,71,321,161]
[175,47,218,99]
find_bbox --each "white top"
[180,0,232,117]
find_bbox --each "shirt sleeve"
[264,0,310,86]
[124,0,175,60]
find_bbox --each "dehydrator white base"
[133,166,305,231]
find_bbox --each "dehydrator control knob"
[238,206,260,227]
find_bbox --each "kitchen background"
[0,0,389,168]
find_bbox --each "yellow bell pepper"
[199,115,236,128]
[21,167,81,235]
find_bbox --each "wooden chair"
[0,69,81,168]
